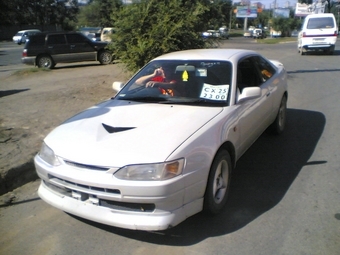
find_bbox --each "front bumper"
[34,155,203,231]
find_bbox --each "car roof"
[153,49,258,62]
[18,29,41,32]
[306,13,335,18]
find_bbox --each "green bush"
[109,0,211,73]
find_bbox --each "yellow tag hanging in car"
[182,70,188,82]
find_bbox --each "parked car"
[101,27,115,42]
[86,32,101,41]
[34,49,288,231]
[219,26,229,39]
[12,29,41,45]
[253,28,266,39]
[270,30,282,38]
[22,32,113,69]
[79,27,102,41]
[202,30,220,38]
[291,30,299,37]
[243,30,252,38]
[298,13,338,55]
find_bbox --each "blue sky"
[258,0,298,9]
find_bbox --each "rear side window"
[28,34,46,45]
[47,34,66,45]
[66,33,88,43]
[307,17,334,29]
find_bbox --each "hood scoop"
[102,123,135,134]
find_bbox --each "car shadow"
[302,49,340,56]
[71,108,325,245]
[52,63,103,69]
[52,61,117,70]
[0,89,30,98]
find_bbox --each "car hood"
[45,100,223,167]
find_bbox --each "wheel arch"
[215,141,236,170]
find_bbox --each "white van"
[298,13,338,55]
[101,27,115,42]
[12,29,41,45]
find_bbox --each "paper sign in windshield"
[200,83,229,101]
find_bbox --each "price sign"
[199,83,229,101]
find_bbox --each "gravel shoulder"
[0,62,131,195]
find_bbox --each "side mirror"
[112,81,124,92]
[237,87,261,103]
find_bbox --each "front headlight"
[114,158,184,181]
[38,142,60,166]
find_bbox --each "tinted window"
[47,34,66,45]
[307,17,334,29]
[28,34,46,45]
[237,58,262,91]
[252,56,276,82]
[66,33,88,43]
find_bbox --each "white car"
[12,29,41,45]
[35,49,288,231]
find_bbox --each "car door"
[46,34,69,63]
[235,56,274,154]
[65,33,97,62]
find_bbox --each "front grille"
[43,180,155,213]
[48,174,120,195]
[100,200,155,212]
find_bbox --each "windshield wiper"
[118,96,169,102]
[160,98,227,106]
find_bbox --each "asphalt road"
[1,38,340,255]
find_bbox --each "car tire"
[37,55,54,69]
[99,51,112,65]
[269,95,287,135]
[204,150,232,215]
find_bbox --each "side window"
[66,34,88,44]
[237,57,262,92]
[29,34,46,45]
[253,56,276,82]
[47,34,66,45]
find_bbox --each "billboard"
[236,6,258,18]
[273,8,290,18]
[295,2,326,17]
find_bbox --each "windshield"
[116,60,232,106]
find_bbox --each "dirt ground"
[0,62,131,195]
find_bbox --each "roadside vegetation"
[2,0,339,72]
[14,68,51,76]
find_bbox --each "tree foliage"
[110,0,211,73]
[0,0,79,30]
[77,0,122,27]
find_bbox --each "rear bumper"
[301,44,335,51]
[22,57,36,66]
[299,36,337,51]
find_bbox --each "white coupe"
[35,49,288,231]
